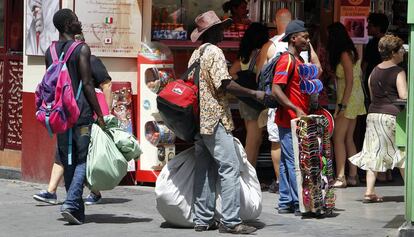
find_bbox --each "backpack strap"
[63,41,84,63]
[248,50,260,72]
[182,43,210,85]
[49,41,59,64]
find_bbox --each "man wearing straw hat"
[189,10,263,234]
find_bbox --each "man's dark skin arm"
[221,79,265,101]
[272,84,305,117]
[78,45,105,127]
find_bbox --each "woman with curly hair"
[349,35,407,202]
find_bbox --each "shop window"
[152,0,228,41]
[0,0,4,48]
[8,0,23,52]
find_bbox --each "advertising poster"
[25,0,60,56]
[340,0,370,44]
[75,0,142,57]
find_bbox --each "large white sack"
[216,138,262,221]
[155,138,262,227]
[155,147,195,227]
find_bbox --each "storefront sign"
[340,0,370,44]
[75,0,142,58]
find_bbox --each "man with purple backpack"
[42,9,105,225]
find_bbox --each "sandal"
[363,194,384,203]
[346,175,360,187]
[333,176,347,188]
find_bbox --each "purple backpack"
[35,41,83,164]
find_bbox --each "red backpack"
[156,44,209,142]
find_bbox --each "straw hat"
[190,10,232,42]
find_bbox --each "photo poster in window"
[340,0,370,44]
[340,16,368,44]
[25,0,60,56]
[74,0,142,58]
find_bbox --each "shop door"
[0,0,23,150]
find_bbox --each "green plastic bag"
[87,124,128,192]
[104,115,142,161]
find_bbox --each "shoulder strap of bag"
[63,41,84,63]
[248,50,260,71]
[284,51,296,86]
[49,41,59,64]
[182,43,210,84]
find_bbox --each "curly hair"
[378,34,404,61]
[238,22,269,64]
[53,9,75,34]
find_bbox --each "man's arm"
[221,79,264,100]
[309,43,323,77]
[99,80,113,110]
[78,45,105,127]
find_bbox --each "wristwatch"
[338,103,347,111]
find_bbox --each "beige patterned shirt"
[188,43,234,135]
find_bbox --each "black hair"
[327,22,359,70]
[368,13,389,34]
[238,22,269,64]
[223,0,247,15]
[53,8,75,34]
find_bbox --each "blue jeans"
[193,123,241,228]
[57,124,92,220]
[278,127,299,210]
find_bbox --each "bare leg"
[365,170,377,195]
[333,116,350,186]
[271,142,281,181]
[47,163,64,193]
[345,118,359,186]
[244,120,263,168]
[399,168,405,183]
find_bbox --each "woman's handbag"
[234,51,265,111]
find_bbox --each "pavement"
[0,178,407,237]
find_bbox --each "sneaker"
[194,221,219,232]
[268,180,279,193]
[61,209,84,225]
[33,190,58,205]
[85,192,102,205]
[219,223,257,234]
[277,207,294,214]
[294,208,302,216]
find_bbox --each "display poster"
[340,0,370,44]
[75,0,142,57]
[25,0,60,56]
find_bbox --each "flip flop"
[362,194,384,203]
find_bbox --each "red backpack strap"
[63,41,84,63]
[49,41,59,64]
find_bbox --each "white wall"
[23,0,151,94]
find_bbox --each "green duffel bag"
[87,124,128,192]
[104,115,142,161]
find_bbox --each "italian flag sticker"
[105,17,113,24]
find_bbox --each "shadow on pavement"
[83,214,152,224]
[382,195,404,203]
[160,222,192,229]
[99,198,132,204]
[383,215,405,229]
